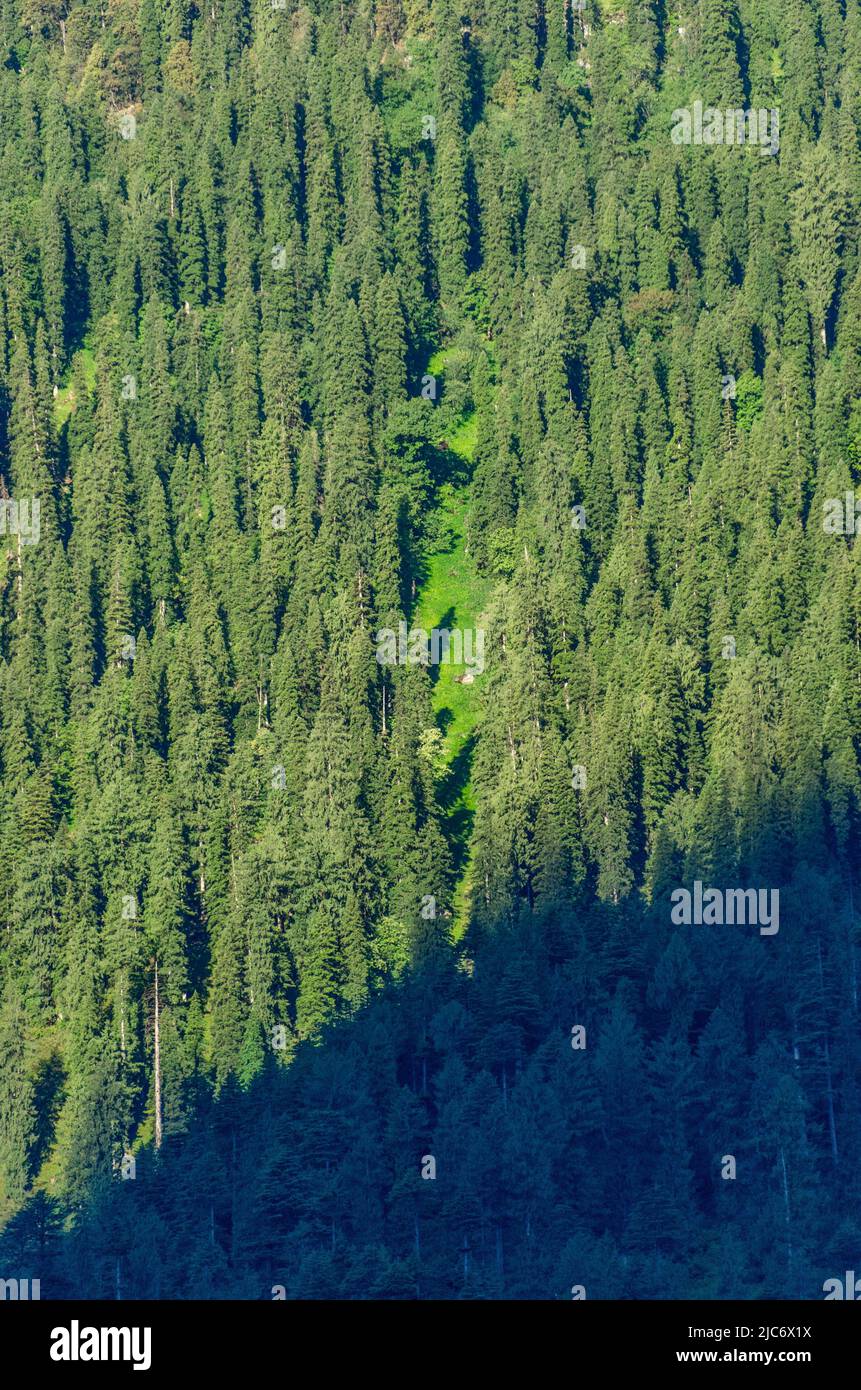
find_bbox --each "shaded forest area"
[1,0,861,1298]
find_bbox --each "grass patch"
[53,346,96,429]
[413,484,488,758]
[412,342,492,936]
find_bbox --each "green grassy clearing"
[413,347,491,936]
[53,346,96,429]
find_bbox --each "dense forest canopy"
[0,0,860,1299]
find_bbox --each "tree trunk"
[817,939,839,1163]
[154,962,163,1151]
[779,1145,793,1280]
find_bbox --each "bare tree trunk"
[817,940,839,1163]
[154,962,163,1150]
[824,1032,839,1164]
[779,1145,793,1280]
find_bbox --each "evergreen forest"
[1,0,861,1300]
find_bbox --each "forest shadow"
[436,730,477,880]
[30,1051,66,1178]
[2,796,859,1301]
[425,606,456,691]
